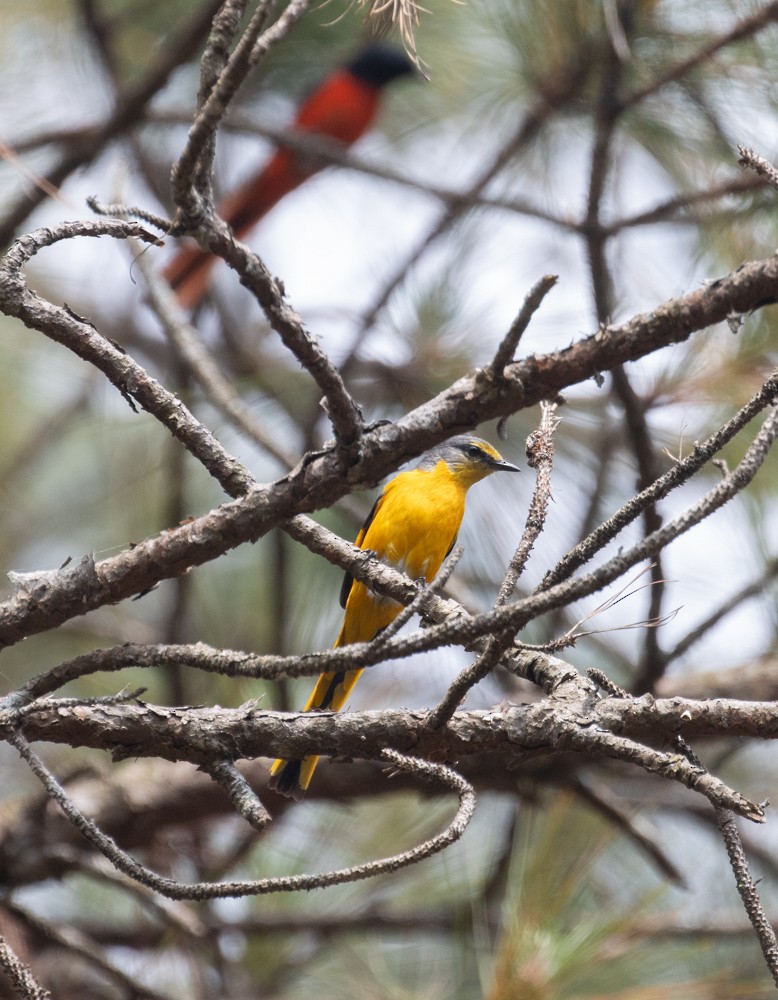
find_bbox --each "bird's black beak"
[493,457,520,473]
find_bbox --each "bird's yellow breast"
[374,463,466,578]
[337,462,467,647]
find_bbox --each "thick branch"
[14,692,771,749]
[5,693,774,820]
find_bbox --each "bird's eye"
[465,444,483,458]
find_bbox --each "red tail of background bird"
[163,45,413,310]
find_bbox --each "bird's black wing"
[339,491,385,609]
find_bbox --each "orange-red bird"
[163,45,413,309]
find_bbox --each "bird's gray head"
[416,435,520,484]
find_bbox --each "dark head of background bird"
[346,44,415,88]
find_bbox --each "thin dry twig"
[189,0,251,199]
[164,208,366,447]
[87,194,172,233]
[715,806,778,985]
[738,144,778,192]
[489,275,558,374]
[129,229,298,467]
[661,554,778,667]
[540,371,778,591]
[603,173,768,235]
[337,51,591,379]
[674,735,778,984]
[562,726,764,823]
[372,545,464,646]
[498,402,559,605]
[152,110,567,226]
[0,137,72,207]
[427,404,559,728]
[203,760,271,829]
[10,732,474,899]
[571,777,684,885]
[170,1,287,219]
[551,564,678,649]
[580,4,670,694]
[0,219,255,499]
[0,934,51,1000]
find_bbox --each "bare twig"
[715,806,778,985]
[489,275,558,374]
[425,639,506,731]
[130,232,298,467]
[11,732,474,899]
[562,726,763,823]
[0,934,51,1000]
[189,0,251,200]
[170,2,287,219]
[166,202,366,446]
[203,760,271,829]
[0,387,92,490]
[427,406,558,727]
[674,735,778,984]
[72,853,206,938]
[0,137,72,207]
[571,777,684,884]
[336,49,592,382]
[372,545,464,645]
[87,194,172,232]
[738,144,778,192]
[152,110,568,225]
[609,369,667,694]
[604,174,768,235]
[0,220,255,498]
[498,403,559,605]
[540,371,778,590]
[580,5,669,694]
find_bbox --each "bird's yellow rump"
[268,434,520,799]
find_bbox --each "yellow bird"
[268,434,520,799]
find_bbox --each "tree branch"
[6,691,773,821]
[10,733,475,900]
